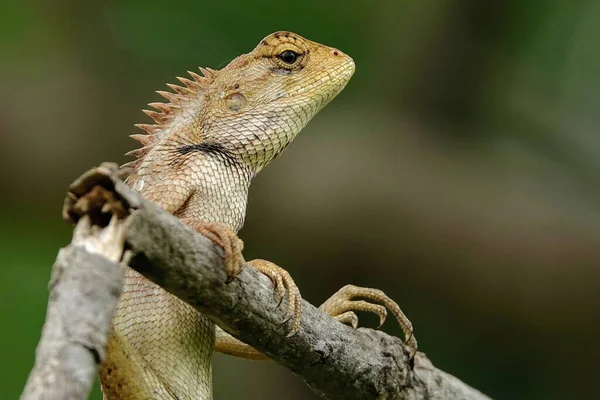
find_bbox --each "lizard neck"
[204,109,306,174]
[173,155,253,233]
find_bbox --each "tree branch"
[21,215,127,400]
[23,165,492,400]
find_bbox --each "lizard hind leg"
[214,326,267,360]
[319,284,418,353]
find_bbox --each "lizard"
[99,31,417,399]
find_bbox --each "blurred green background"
[1,0,599,399]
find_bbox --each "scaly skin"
[99,31,417,400]
[100,32,355,399]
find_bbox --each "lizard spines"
[166,83,190,95]
[133,124,158,134]
[124,146,151,158]
[123,67,216,170]
[130,133,155,146]
[198,67,216,80]
[148,102,173,113]
[156,90,181,104]
[187,71,204,83]
[142,109,166,124]
[176,76,201,91]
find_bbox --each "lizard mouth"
[328,58,356,92]
[344,59,356,79]
[331,54,355,84]
[290,57,355,98]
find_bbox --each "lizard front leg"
[319,284,418,353]
[248,259,303,335]
[214,258,301,360]
[215,263,417,360]
[180,218,246,281]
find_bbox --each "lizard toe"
[319,284,417,354]
[181,219,245,282]
[248,259,302,336]
[332,311,359,329]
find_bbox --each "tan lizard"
[99,31,416,399]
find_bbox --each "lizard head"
[203,31,356,170]
[127,32,354,175]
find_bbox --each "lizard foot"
[248,259,302,336]
[319,284,418,354]
[181,219,245,283]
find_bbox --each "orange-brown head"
[128,31,354,174]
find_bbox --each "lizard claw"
[330,311,359,329]
[248,259,302,336]
[319,284,417,355]
[181,219,245,282]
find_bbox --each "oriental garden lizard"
[99,31,417,399]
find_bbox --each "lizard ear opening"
[225,92,248,112]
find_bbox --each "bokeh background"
[1,1,599,399]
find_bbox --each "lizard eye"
[278,50,299,64]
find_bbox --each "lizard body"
[100,32,355,399]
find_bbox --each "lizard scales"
[100,31,355,399]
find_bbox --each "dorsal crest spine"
[122,67,215,170]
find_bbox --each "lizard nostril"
[332,50,340,56]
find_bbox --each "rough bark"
[21,217,126,400]
[22,164,491,400]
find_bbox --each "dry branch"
[22,165,491,400]
[21,215,127,400]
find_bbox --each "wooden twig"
[22,164,491,400]
[21,213,127,400]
